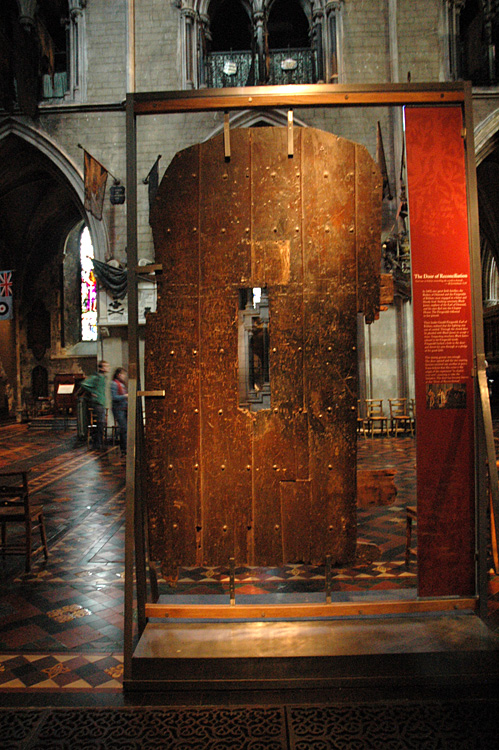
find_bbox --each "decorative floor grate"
[1,701,498,749]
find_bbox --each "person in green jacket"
[81,361,110,449]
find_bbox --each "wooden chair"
[357,399,367,438]
[405,505,417,566]
[87,407,109,448]
[409,398,416,434]
[365,399,388,437]
[388,398,413,436]
[0,471,48,573]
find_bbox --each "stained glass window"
[80,226,97,341]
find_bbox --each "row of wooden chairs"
[358,398,415,437]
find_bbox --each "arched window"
[39,0,87,102]
[205,0,254,88]
[210,0,253,51]
[0,0,87,104]
[80,226,97,342]
[267,0,315,84]
[61,222,99,347]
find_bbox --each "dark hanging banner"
[376,121,393,201]
[92,258,127,299]
[83,150,109,221]
[144,155,161,225]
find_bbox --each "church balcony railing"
[205,51,255,88]
[267,48,317,86]
[205,48,316,88]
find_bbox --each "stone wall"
[3,0,498,412]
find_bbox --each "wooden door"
[145,127,381,580]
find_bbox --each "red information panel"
[405,106,475,597]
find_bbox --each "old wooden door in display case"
[145,126,381,580]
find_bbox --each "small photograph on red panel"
[426,382,466,410]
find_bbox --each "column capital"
[16,0,37,30]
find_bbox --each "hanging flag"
[376,121,393,201]
[143,155,161,224]
[84,150,108,221]
[0,270,13,320]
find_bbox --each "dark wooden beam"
[133,83,466,115]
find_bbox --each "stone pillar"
[325,1,341,83]
[181,7,197,89]
[312,5,324,83]
[16,0,37,30]
[484,0,496,83]
[253,7,267,84]
[198,13,210,89]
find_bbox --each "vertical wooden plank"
[145,294,200,577]
[280,480,311,562]
[199,130,252,566]
[198,292,253,565]
[200,129,251,290]
[302,128,360,564]
[251,127,303,286]
[151,146,201,291]
[252,410,288,564]
[250,128,305,565]
[270,289,304,411]
[356,143,382,323]
[146,146,200,580]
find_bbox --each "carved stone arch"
[474,108,499,165]
[266,0,313,24]
[0,118,109,262]
[474,111,499,302]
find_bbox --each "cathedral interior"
[1,1,499,747]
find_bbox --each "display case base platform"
[127,592,499,693]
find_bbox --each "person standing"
[80,361,110,450]
[111,367,128,456]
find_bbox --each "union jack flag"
[0,271,13,298]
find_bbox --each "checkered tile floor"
[0,423,496,692]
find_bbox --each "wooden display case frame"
[124,82,498,681]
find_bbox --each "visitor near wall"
[80,360,110,450]
[111,367,128,457]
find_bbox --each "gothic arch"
[473,111,499,315]
[0,118,109,262]
[474,108,499,165]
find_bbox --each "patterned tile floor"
[0,423,497,694]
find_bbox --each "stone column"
[312,4,324,83]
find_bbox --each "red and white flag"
[0,270,13,320]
